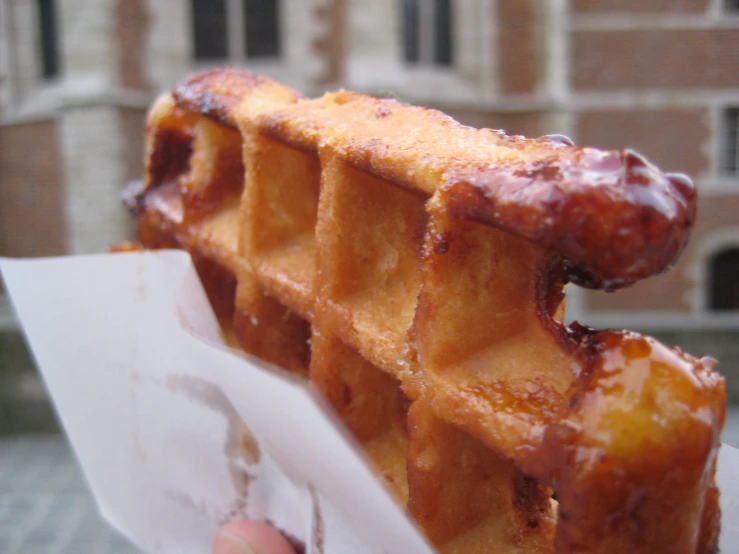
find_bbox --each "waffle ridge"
[130,68,725,554]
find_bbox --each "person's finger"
[212,520,298,554]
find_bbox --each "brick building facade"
[1,0,738,392]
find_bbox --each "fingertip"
[213,520,298,554]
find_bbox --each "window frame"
[191,0,282,64]
[402,0,453,68]
[684,229,739,326]
[346,0,494,106]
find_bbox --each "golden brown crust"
[126,68,725,554]
[525,331,725,553]
[246,90,696,290]
[163,70,699,290]
[173,67,302,128]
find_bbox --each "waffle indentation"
[310,332,409,501]
[242,134,321,316]
[316,156,426,372]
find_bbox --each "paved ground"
[0,436,142,554]
[1,410,738,554]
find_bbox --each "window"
[192,0,280,62]
[38,0,60,79]
[192,0,228,60]
[722,108,739,176]
[244,0,280,58]
[402,0,453,67]
[708,248,739,311]
[725,0,739,13]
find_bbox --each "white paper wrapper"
[1,251,737,553]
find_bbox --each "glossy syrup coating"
[525,330,724,553]
[442,145,696,291]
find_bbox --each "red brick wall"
[575,109,710,175]
[572,0,710,13]
[687,195,739,257]
[0,120,67,257]
[497,0,539,95]
[442,108,545,138]
[314,0,346,86]
[573,29,739,90]
[585,267,692,312]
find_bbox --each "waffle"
[125,68,726,554]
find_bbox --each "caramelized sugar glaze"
[127,68,725,554]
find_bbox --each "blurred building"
[1,0,738,395]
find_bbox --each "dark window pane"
[192,0,227,60]
[726,0,739,12]
[403,0,419,64]
[38,0,59,79]
[723,108,739,174]
[244,0,280,58]
[434,0,452,66]
[709,248,739,311]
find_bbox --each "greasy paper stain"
[176,306,194,336]
[166,374,261,522]
[310,487,325,554]
[167,489,210,519]
[166,374,260,464]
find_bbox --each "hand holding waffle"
[126,68,725,554]
[212,521,297,554]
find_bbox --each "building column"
[539,0,585,324]
[144,0,189,93]
[544,0,573,134]
[57,0,131,254]
[1,0,43,113]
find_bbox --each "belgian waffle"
[125,68,726,554]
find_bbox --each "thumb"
[212,520,298,554]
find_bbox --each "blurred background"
[0,0,738,552]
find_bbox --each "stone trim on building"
[147,0,328,95]
[344,0,495,105]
